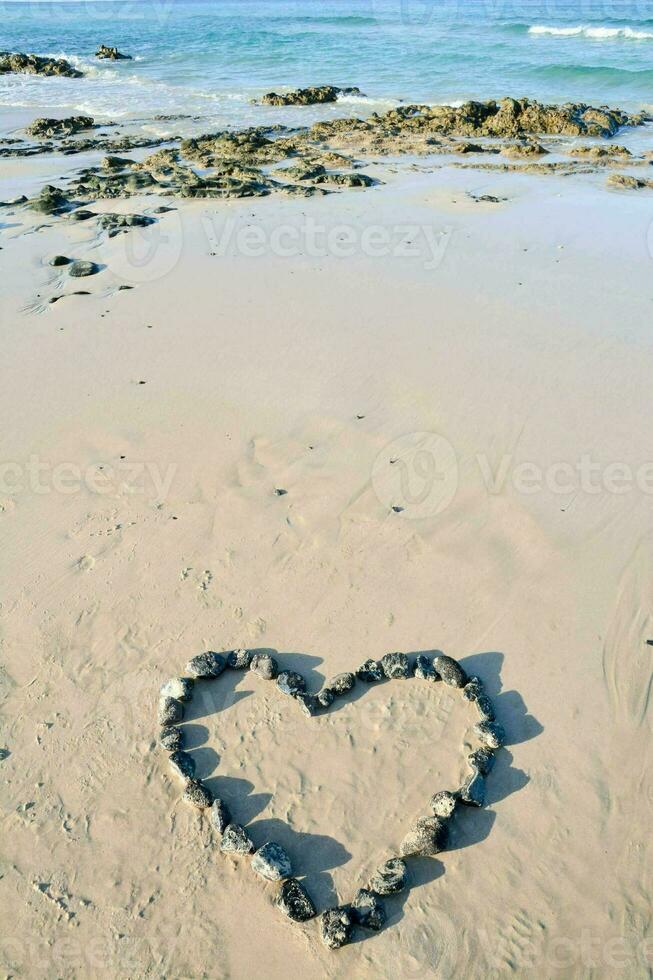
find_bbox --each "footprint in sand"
[75,555,95,572]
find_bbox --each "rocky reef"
[260,84,363,106]
[0,51,82,77]
[26,116,95,139]
[95,45,132,61]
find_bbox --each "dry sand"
[1,157,653,978]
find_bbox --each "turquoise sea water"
[1,0,653,129]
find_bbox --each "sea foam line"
[528,24,653,39]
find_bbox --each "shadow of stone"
[203,773,272,825]
[447,807,496,851]
[484,749,529,806]
[495,690,543,745]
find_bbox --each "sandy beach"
[2,10,653,972]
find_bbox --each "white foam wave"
[528,24,653,39]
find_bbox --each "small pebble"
[413,653,438,682]
[183,778,213,809]
[158,696,183,727]
[211,798,231,834]
[320,906,354,949]
[352,888,386,931]
[276,877,316,921]
[221,823,255,854]
[251,841,292,880]
[460,770,485,807]
[69,260,100,278]
[159,726,183,752]
[474,720,505,749]
[327,672,355,695]
[356,658,385,682]
[400,816,448,857]
[432,655,467,688]
[380,652,410,679]
[185,651,226,679]
[277,670,306,696]
[169,750,195,781]
[49,254,71,266]
[250,652,278,680]
[430,790,458,819]
[227,649,252,669]
[160,677,194,702]
[368,857,408,895]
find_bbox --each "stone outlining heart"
[157,649,506,949]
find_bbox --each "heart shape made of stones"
[157,649,506,950]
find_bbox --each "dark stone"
[160,677,194,702]
[29,185,70,215]
[430,789,458,819]
[400,816,448,856]
[159,726,183,752]
[261,85,363,107]
[169,750,195,781]
[0,52,83,78]
[460,770,485,807]
[185,651,226,679]
[368,857,408,895]
[474,720,505,749]
[276,878,316,921]
[49,254,71,266]
[320,906,354,949]
[277,670,306,696]
[227,648,252,669]
[68,210,96,221]
[96,212,155,237]
[432,655,467,688]
[183,778,213,809]
[327,672,355,695]
[462,676,483,701]
[210,798,230,834]
[251,841,292,880]
[69,260,100,278]
[356,658,385,682]
[220,823,255,854]
[95,45,132,61]
[352,889,386,931]
[294,692,320,717]
[468,746,495,775]
[413,653,438,682]
[317,688,335,708]
[158,695,183,726]
[475,694,495,721]
[380,652,411,679]
[250,652,278,680]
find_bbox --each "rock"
[501,140,548,159]
[0,51,83,78]
[380,652,411,679]
[294,692,320,717]
[210,798,231,834]
[69,260,100,278]
[250,652,278,680]
[226,649,252,669]
[159,726,183,752]
[356,658,385,682]
[414,653,438,682]
[158,696,183,726]
[220,823,254,854]
[95,45,132,61]
[400,816,448,857]
[261,85,363,107]
[169,750,195,781]
[101,155,135,170]
[430,790,458,819]
[432,655,466,688]
[460,770,485,807]
[320,906,354,949]
[160,677,194,702]
[185,651,226,679]
[462,676,483,701]
[182,778,213,809]
[368,857,408,895]
[570,143,631,159]
[468,746,495,774]
[326,672,355,695]
[352,888,386,931]
[96,213,156,237]
[317,688,335,709]
[276,877,316,921]
[49,255,71,267]
[474,720,505,749]
[314,171,376,187]
[26,116,94,139]
[29,185,70,215]
[607,173,653,191]
[251,841,292,880]
[475,694,495,721]
[68,210,96,221]
[277,670,306,696]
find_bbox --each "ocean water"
[1,0,653,131]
